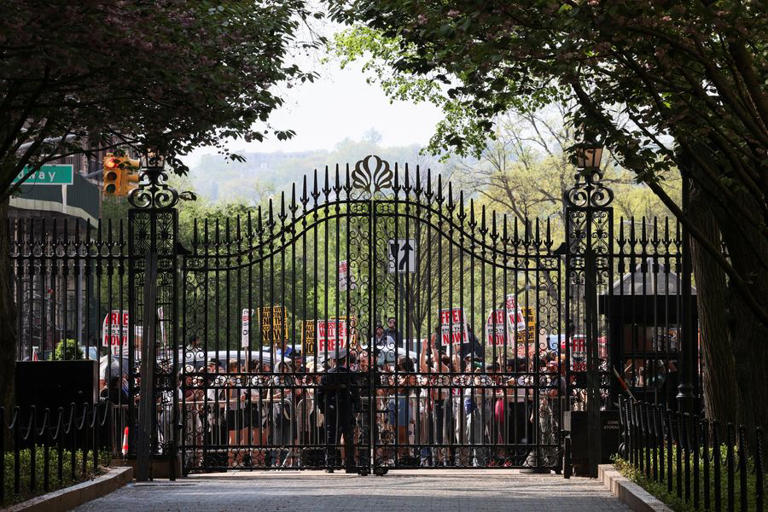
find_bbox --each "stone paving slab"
[75,470,630,512]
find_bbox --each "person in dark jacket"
[317,348,361,473]
[384,317,403,347]
[100,375,129,404]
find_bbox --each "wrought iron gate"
[9,153,700,477]
[169,154,568,473]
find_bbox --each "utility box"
[16,360,98,410]
[563,409,620,476]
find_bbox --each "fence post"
[128,154,186,481]
[564,166,614,477]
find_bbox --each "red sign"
[505,294,527,331]
[317,319,348,353]
[439,308,468,345]
[485,309,507,346]
[102,310,129,356]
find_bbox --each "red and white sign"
[439,308,468,346]
[560,334,587,371]
[485,309,507,346]
[317,319,348,353]
[505,294,527,331]
[102,310,129,356]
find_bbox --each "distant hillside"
[188,136,448,204]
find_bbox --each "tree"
[0,0,323,410]
[328,1,768,431]
[54,339,83,361]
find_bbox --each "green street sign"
[13,164,74,185]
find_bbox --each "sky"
[182,55,445,168]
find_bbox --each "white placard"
[241,308,254,348]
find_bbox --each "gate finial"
[351,155,393,195]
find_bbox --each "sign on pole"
[12,164,74,185]
[388,239,416,273]
[439,307,468,346]
[241,308,254,348]
[302,320,316,356]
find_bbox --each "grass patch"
[2,447,111,506]
[614,445,766,512]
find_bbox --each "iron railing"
[0,401,113,506]
[619,397,765,512]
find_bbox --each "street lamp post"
[574,137,604,478]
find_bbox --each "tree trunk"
[717,211,768,434]
[682,146,768,434]
[0,198,17,416]
[688,185,740,424]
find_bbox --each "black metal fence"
[0,401,112,506]
[619,397,765,512]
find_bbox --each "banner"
[439,307,468,346]
[316,318,348,353]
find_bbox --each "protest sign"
[241,306,288,348]
[439,307,468,346]
[316,318,348,353]
[302,320,316,355]
[102,310,129,356]
[505,294,527,332]
[485,309,507,346]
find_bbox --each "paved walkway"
[76,470,628,512]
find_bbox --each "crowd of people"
[162,319,578,472]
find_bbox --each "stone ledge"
[6,466,133,512]
[598,464,672,512]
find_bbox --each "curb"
[6,466,133,512]
[598,464,672,512]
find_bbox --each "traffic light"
[102,153,141,196]
[122,157,140,196]
[103,154,121,195]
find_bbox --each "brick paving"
[75,469,629,512]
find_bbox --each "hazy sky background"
[182,46,444,168]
